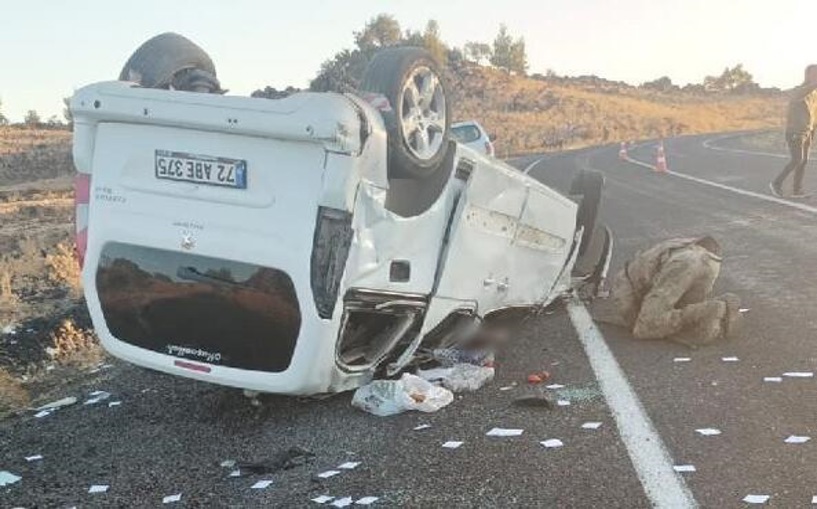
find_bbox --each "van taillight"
[74,173,91,268]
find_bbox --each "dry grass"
[46,319,98,362]
[450,67,785,155]
[46,242,81,298]
[0,255,19,326]
[0,368,29,415]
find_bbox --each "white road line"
[523,157,546,174]
[702,134,786,159]
[624,155,817,215]
[566,300,698,509]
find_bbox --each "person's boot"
[769,181,784,197]
[717,292,743,339]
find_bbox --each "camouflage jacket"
[786,84,817,135]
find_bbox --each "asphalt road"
[4,132,817,508]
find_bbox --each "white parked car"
[70,34,611,396]
[451,120,495,157]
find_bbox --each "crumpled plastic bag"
[351,373,454,417]
[417,363,495,393]
[431,348,494,367]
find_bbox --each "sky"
[2,0,817,122]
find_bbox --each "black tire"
[360,47,451,179]
[119,33,220,92]
[570,169,604,256]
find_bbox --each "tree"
[354,14,402,50]
[24,110,41,127]
[422,20,447,66]
[641,76,677,93]
[490,24,513,71]
[63,97,73,125]
[703,64,757,93]
[0,99,7,126]
[509,37,528,75]
[464,42,492,65]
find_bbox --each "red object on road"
[527,371,551,384]
[655,142,669,173]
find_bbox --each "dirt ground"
[0,127,103,416]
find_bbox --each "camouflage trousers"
[611,247,731,344]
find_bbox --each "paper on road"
[673,465,696,473]
[673,357,691,363]
[312,495,334,504]
[486,428,524,437]
[413,424,431,431]
[331,497,354,507]
[763,377,783,383]
[251,480,273,489]
[338,462,360,470]
[742,494,770,504]
[721,356,739,362]
[162,493,182,503]
[784,435,811,444]
[317,470,341,479]
[0,471,21,487]
[783,372,814,378]
[25,455,43,462]
[581,422,603,430]
[442,441,463,449]
[88,485,109,494]
[541,439,564,448]
[695,428,722,436]
[355,497,380,505]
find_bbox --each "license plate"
[155,150,247,189]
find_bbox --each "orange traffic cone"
[655,142,668,173]
[618,142,628,160]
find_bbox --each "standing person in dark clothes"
[771,65,817,198]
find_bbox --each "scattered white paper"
[442,441,463,449]
[785,435,811,444]
[413,424,431,431]
[673,357,691,363]
[312,495,334,504]
[331,497,354,508]
[811,495,817,504]
[45,365,55,371]
[228,470,241,478]
[251,480,273,489]
[695,428,722,436]
[220,460,235,468]
[673,465,696,473]
[581,422,603,430]
[739,308,750,314]
[36,396,77,411]
[89,390,106,396]
[545,384,565,389]
[499,385,516,391]
[763,377,782,383]
[557,400,571,407]
[338,461,361,470]
[317,470,342,479]
[162,493,182,504]
[88,485,109,494]
[0,471,21,487]
[486,428,524,437]
[784,372,814,378]
[25,454,43,462]
[355,496,379,505]
[721,356,740,362]
[34,410,52,419]
[84,392,111,405]
[742,494,769,504]
[108,401,122,407]
[541,439,564,448]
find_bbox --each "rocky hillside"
[450,66,784,156]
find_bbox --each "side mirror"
[489,133,498,142]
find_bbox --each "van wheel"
[360,47,450,179]
[569,169,604,256]
[119,33,222,93]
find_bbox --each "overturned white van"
[71,34,611,395]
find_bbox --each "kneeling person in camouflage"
[610,236,742,345]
